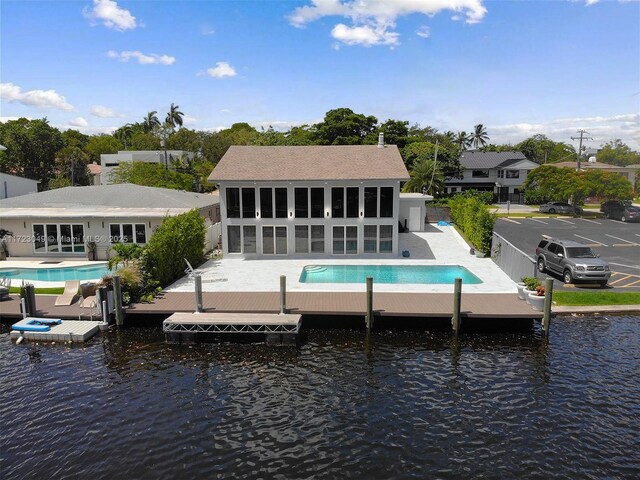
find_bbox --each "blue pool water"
[0,265,109,282]
[299,265,482,284]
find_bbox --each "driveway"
[494,216,640,291]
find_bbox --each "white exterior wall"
[217,180,402,258]
[398,197,427,232]
[0,173,39,199]
[100,150,194,185]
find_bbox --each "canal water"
[1,316,639,479]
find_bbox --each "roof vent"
[378,132,385,148]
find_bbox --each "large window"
[243,226,256,253]
[262,226,287,255]
[295,188,308,218]
[260,188,273,218]
[331,187,344,218]
[226,187,240,218]
[110,224,146,244]
[380,187,394,218]
[472,170,489,178]
[333,226,357,254]
[310,188,324,218]
[242,188,255,218]
[346,187,359,218]
[32,223,85,254]
[227,226,241,253]
[364,187,377,218]
[275,188,288,218]
[506,170,520,179]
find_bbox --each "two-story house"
[445,150,539,203]
[208,141,411,258]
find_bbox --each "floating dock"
[163,312,302,345]
[10,317,102,343]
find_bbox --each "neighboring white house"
[100,150,195,185]
[445,151,539,203]
[0,184,220,259]
[207,139,415,258]
[0,172,39,199]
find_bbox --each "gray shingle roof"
[0,184,218,209]
[208,145,410,182]
[459,151,528,169]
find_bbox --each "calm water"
[1,316,639,479]
[0,265,109,282]
[299,264,482,284]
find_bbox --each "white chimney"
[378,132,385,148]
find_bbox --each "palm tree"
[402,157,444,196]
[114,123,134,148]
[165,103,184,131]
[143,111,161,133]
[455,131,471,150]
[470,124,490,149]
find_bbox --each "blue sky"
[1,0,639,149]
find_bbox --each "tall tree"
[455,131,471,150]
[0,118,64,186]
[402,157,445,196]
[313,108,377,145]
[114,123,135,149]
[143,111,161,133]
[470,124,490,149]
[55,146,91,186]
[401,141,463,179]
[165,103,184,131]
[85,134,123,163]
[596,139,640,167]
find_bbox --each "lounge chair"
[184,258,205,278]
[0,277,10,301]
[55,280,80,306]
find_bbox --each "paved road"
[494,216,640,291]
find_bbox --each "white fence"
[205,222,222,252]
[491,231,538,282]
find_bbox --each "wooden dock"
[10,317,101,343]
[0,291,541,322]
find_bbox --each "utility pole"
[571,129,593,171]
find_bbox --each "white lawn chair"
[0,277,10,301]
[55,280,80,306]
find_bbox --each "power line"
[570,129,593,171]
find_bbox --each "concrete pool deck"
[166,224,517,294]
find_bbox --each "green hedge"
[449,196,496,254]
[140,209,206,287]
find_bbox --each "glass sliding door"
[295,226,309,254]
[364,225,377,253]
[243,226,256,253]
[33,225,46,253]
[262,226,287,254]
[227,226,241,253]
[311,225,324,253]
[46,225,59,252]
[380,225,393,252]
[262,226,274,254]
[60,224,73,252]
[346,226,358,254]
[275,227,287,254]
[333,226,357,254]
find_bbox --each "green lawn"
[553,291,640,306]
[9,286,64,295]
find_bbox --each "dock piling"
[194,275,203,313]
[113,275,124,326]
[542,277,554,336]
[100,300,109,331]
[365,276,373,330]
[451,277,462,336]
[280,275,286,314]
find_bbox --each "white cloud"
[0,82,74,111]
[182,115,198,126]
[220,109,232,114]
[331,23,399,46]
[585,0,600,5]
[69,117,89,127]
[416,25,431,38]
[205,62,237,78]
[83,0,138,31]
[107,50,176,65]
[90,105,118,118]
[489,113,640,150]
[288,0,487,47]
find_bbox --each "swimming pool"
[299,265,482,284]
[0,265,110,282]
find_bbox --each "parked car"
[535,238,611,286]
[539,202,582,215]
[601,201,639,222]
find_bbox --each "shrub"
[521,276,540,290]
[449,195,496,254]
[141,209,206,287]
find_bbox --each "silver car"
[535,238,610,286]
[539,202,582,215]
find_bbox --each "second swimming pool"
[299,265,482,284]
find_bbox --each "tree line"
[0,106,638,195]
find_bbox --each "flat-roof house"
[445,150,539,203]
[100,150,195,185]
[551,160,638,188]
[0,172,39,199]
[208,139,415,257]
[0,184,220,259]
